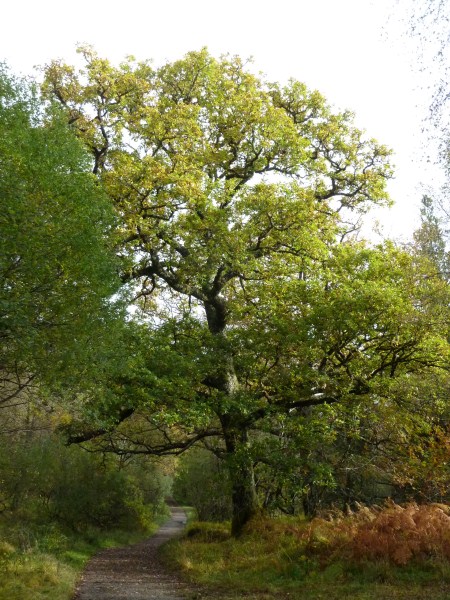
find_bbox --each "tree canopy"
[42,48,450,534]
[0,66,121,406]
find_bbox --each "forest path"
[73,506,192,600]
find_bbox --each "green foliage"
[0,424,169,600]
[0,434,168,531]
[0,520,157,600]
[36,445,151,531]
[234,240,450,514]
[413,195,450,274]
[0,65,121,398]
[41,47,450,533]
[42,48,393,320]
[173,448,232,521]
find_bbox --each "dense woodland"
[3,27,450,598]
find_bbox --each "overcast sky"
[2,0,439,240]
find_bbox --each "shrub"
[351,502,450,565]
[0,435,168,532]
[303,501,450,566]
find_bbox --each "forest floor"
[72,506,198,600]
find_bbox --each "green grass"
[0,554,75,600]
[160,517,450,600]
[0,520,160,600]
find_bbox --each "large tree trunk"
[222,417,259,536]
[205,299,259,535]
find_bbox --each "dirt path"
[73,506,193,600]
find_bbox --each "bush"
[0,435,168,532]
[302,501,450,566]
[351,502,450,565]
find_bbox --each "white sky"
[2,0,441,240]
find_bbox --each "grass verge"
[160,504,450,600]
[0,519,161,600]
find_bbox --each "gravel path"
[73,506,192,600]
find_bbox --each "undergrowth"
[161,502,450,600]
[309,501,450,566]
[0,518,160,600]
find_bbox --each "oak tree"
[43,48,449,534]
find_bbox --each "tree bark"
[205,298,259,535]
[221,417,259,536]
